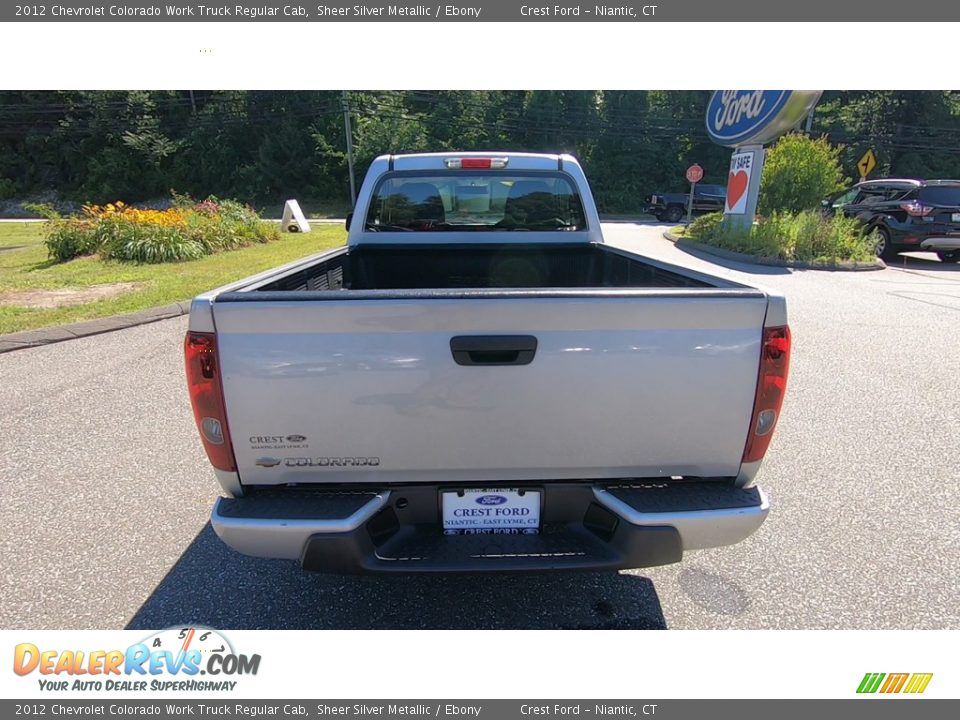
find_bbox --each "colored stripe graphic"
[857,672,933,694]
[904,673,934,694]
[880,673,909,693]
[857,673,885,693]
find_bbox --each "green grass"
[0,222,346,335]
[0,223,45,249]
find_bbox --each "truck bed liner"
[248,243,711,293]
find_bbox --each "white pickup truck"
[184,152,790,573]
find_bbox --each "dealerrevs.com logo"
[13,627,261,692]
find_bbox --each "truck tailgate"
[212,292,768,486]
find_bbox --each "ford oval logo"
[286,434,307,443]
[476,494,508,506]
[706,90,821,147]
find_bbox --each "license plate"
[952,213,960,222]
[442,488,541,535]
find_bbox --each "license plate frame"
[441,488,542,536]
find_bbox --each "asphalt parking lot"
[1,222,958,630]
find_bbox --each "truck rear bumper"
[210,481,768,574]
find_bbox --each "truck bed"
[243,243,713,293]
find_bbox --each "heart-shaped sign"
[726,170,749,211]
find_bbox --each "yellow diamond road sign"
[858,149,878,178]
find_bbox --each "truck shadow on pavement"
[126,524,667,630]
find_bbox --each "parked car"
[185,152,790,574]
[823,178,960,262]
[648,184,726,223]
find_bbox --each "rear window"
[918,186,960,206]
[364,172,587,232]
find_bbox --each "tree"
[759,133,845,215]
[4,91,960,212]
[815,91,960,179]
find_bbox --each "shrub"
[691,214,784,258]
[42,196,280,264]
[759,133,846,215]
[97,214,207,263]
[687,210,875,263]
[45,219,100,261]
[687,212,724,240]
[22,202,61,220]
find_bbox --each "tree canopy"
[2,90,959,212]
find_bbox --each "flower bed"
[44,196,280,263]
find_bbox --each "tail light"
[900,201,933,217]
[184,331,236,472]
[444,157,508,169]
[742,326,791,463]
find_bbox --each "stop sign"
[686,164,704,183]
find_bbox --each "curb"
[663,231,886,271]
[0,300,191,354]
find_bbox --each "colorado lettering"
[284,457,380,467]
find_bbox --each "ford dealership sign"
[706,91,822,147]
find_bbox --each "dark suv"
[824,179,960,262]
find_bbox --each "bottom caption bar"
[4,700,957,719]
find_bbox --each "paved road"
[1,223,958,630]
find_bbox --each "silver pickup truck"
[184,152,790,574]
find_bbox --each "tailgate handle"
[450,335,538,366]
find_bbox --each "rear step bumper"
[211,482,769,574]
